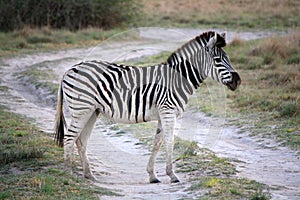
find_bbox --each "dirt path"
[1,28,299,199]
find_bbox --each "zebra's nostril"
[226,72,241,91]
[232,72,241,86]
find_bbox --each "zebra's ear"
[221,32,226,39]
[206,32,217,49]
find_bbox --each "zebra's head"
[203,32,241,91]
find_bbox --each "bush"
[0,0,140,32]
[280,102,298,117]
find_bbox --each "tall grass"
[141,0,299,30]
[226,34,300,150]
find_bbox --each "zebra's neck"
[166,38,209,93]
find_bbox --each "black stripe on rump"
[63,80,94,106]
[66,73,102,106]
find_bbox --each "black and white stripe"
[54,31,241,182]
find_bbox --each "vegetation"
[174,139,271,199]
[0,27,121,57]
[0,0,140,31]
[16,60,66,106]
[226,34,300,151]
[1,0,298,32]
[1,0,299,58]
[140,0,299,30]
[0,105,117,199]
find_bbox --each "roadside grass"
[174,139,271,200]
[16,60,66,106]
[0,27,121,57]
[225,34,300,151]
[140,0,299,30]
[0,105,117,199]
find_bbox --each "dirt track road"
[1,28,299,199]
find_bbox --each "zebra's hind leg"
[147,120,163,183]
[75,110,99,180]
[63,110,95,176]
[64,121,78,175]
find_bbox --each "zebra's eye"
[214,58,221,63]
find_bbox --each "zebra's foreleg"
[147,120,163,183]
[75,110,98,180]
[160,111,180,183]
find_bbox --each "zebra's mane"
[166,31,226,64]
[195,31,226,48]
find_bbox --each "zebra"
[54,31,241,183]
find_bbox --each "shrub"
[279,102,298,117]
[0,0,140,32]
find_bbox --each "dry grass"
[225,34,300,149]
[250,34,300,66]
[141,0,300,29]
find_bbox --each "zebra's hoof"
[171,179,180,183]
[171,177,180,183]
[84,174,97,181]
[149,178,161,184]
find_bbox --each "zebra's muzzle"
[226,72,241,91]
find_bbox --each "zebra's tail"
[54,82,66,147]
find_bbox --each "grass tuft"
[26,36,54,44]
[250,188,272,200]
[229,37,245,47]
[279,102,299,117]
[0,106,118,199]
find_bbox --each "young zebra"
[54,31,241,183]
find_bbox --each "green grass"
[225,34,300,151]
[0,168,116,200]
[173,138,271,200]
[187,177,271,200]
[0,27,122,57]
[0,106,117,199]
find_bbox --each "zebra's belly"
[101,106,160,124]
